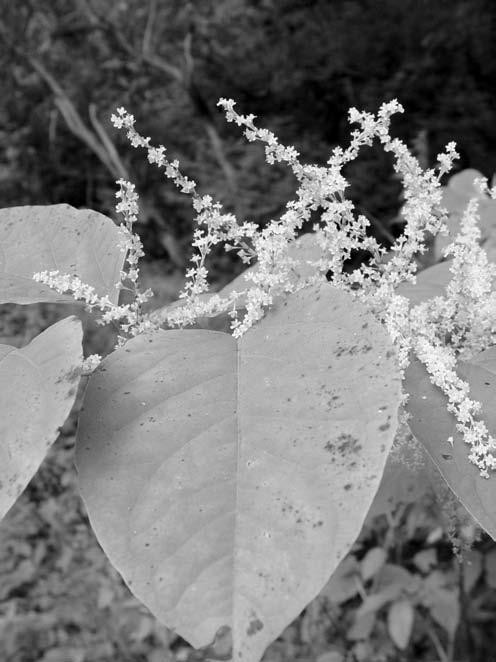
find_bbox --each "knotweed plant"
[2,97,495,662]
[52,98,493,479]
[34,98,496,472]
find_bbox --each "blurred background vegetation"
[1,1,496,661]
[1,0,496,282]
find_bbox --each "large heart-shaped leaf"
[405,349,496,539]
[75,283,401,662]
[0,316,82,520]
[0,204,125,304]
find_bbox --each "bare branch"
[25,55,124,179]
[142,0,157,56]
[182,31,194,82]
[88,103,129,180]
[83,0,136,58]
[203,121,238,194]
[141,50,183,82]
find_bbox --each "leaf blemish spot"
[246,619,264,636]
[336,433,361,455]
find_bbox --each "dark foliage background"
[1,2,496,661]
[1,0,496,279]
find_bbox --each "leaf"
[366,442,432,520]
[420,574,459,638]
[375,564,417,595]
[75,283,402,662]
[404,348,496,539]
[347,611,376,642]
[413,549,437,574]
[316,652,344,662]
[387,599,414,650]
[360,547,387,582]
[320,555,360,605]
[354,585,403,620]
[434,169,496,261]
[0,316,82,520]
[396,203,495,307]
[0,204,125,304]
[448,169,486,199]
[396,261,453,306]
[428,591,460,638]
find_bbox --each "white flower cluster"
[406,198,496,476]
[39,99,496,477]
[475,176,496,200]
[33,175,156,348]
[114,178,155,339]
[81,353,102,374]
[111,106,259,334]
[32,270,155,339]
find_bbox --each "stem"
[426,622,449,662]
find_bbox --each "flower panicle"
[32,270,155,339]
[407,191,496,477]
[33,174,157,348]
[41,98,496,479]
[111,106,259,315]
